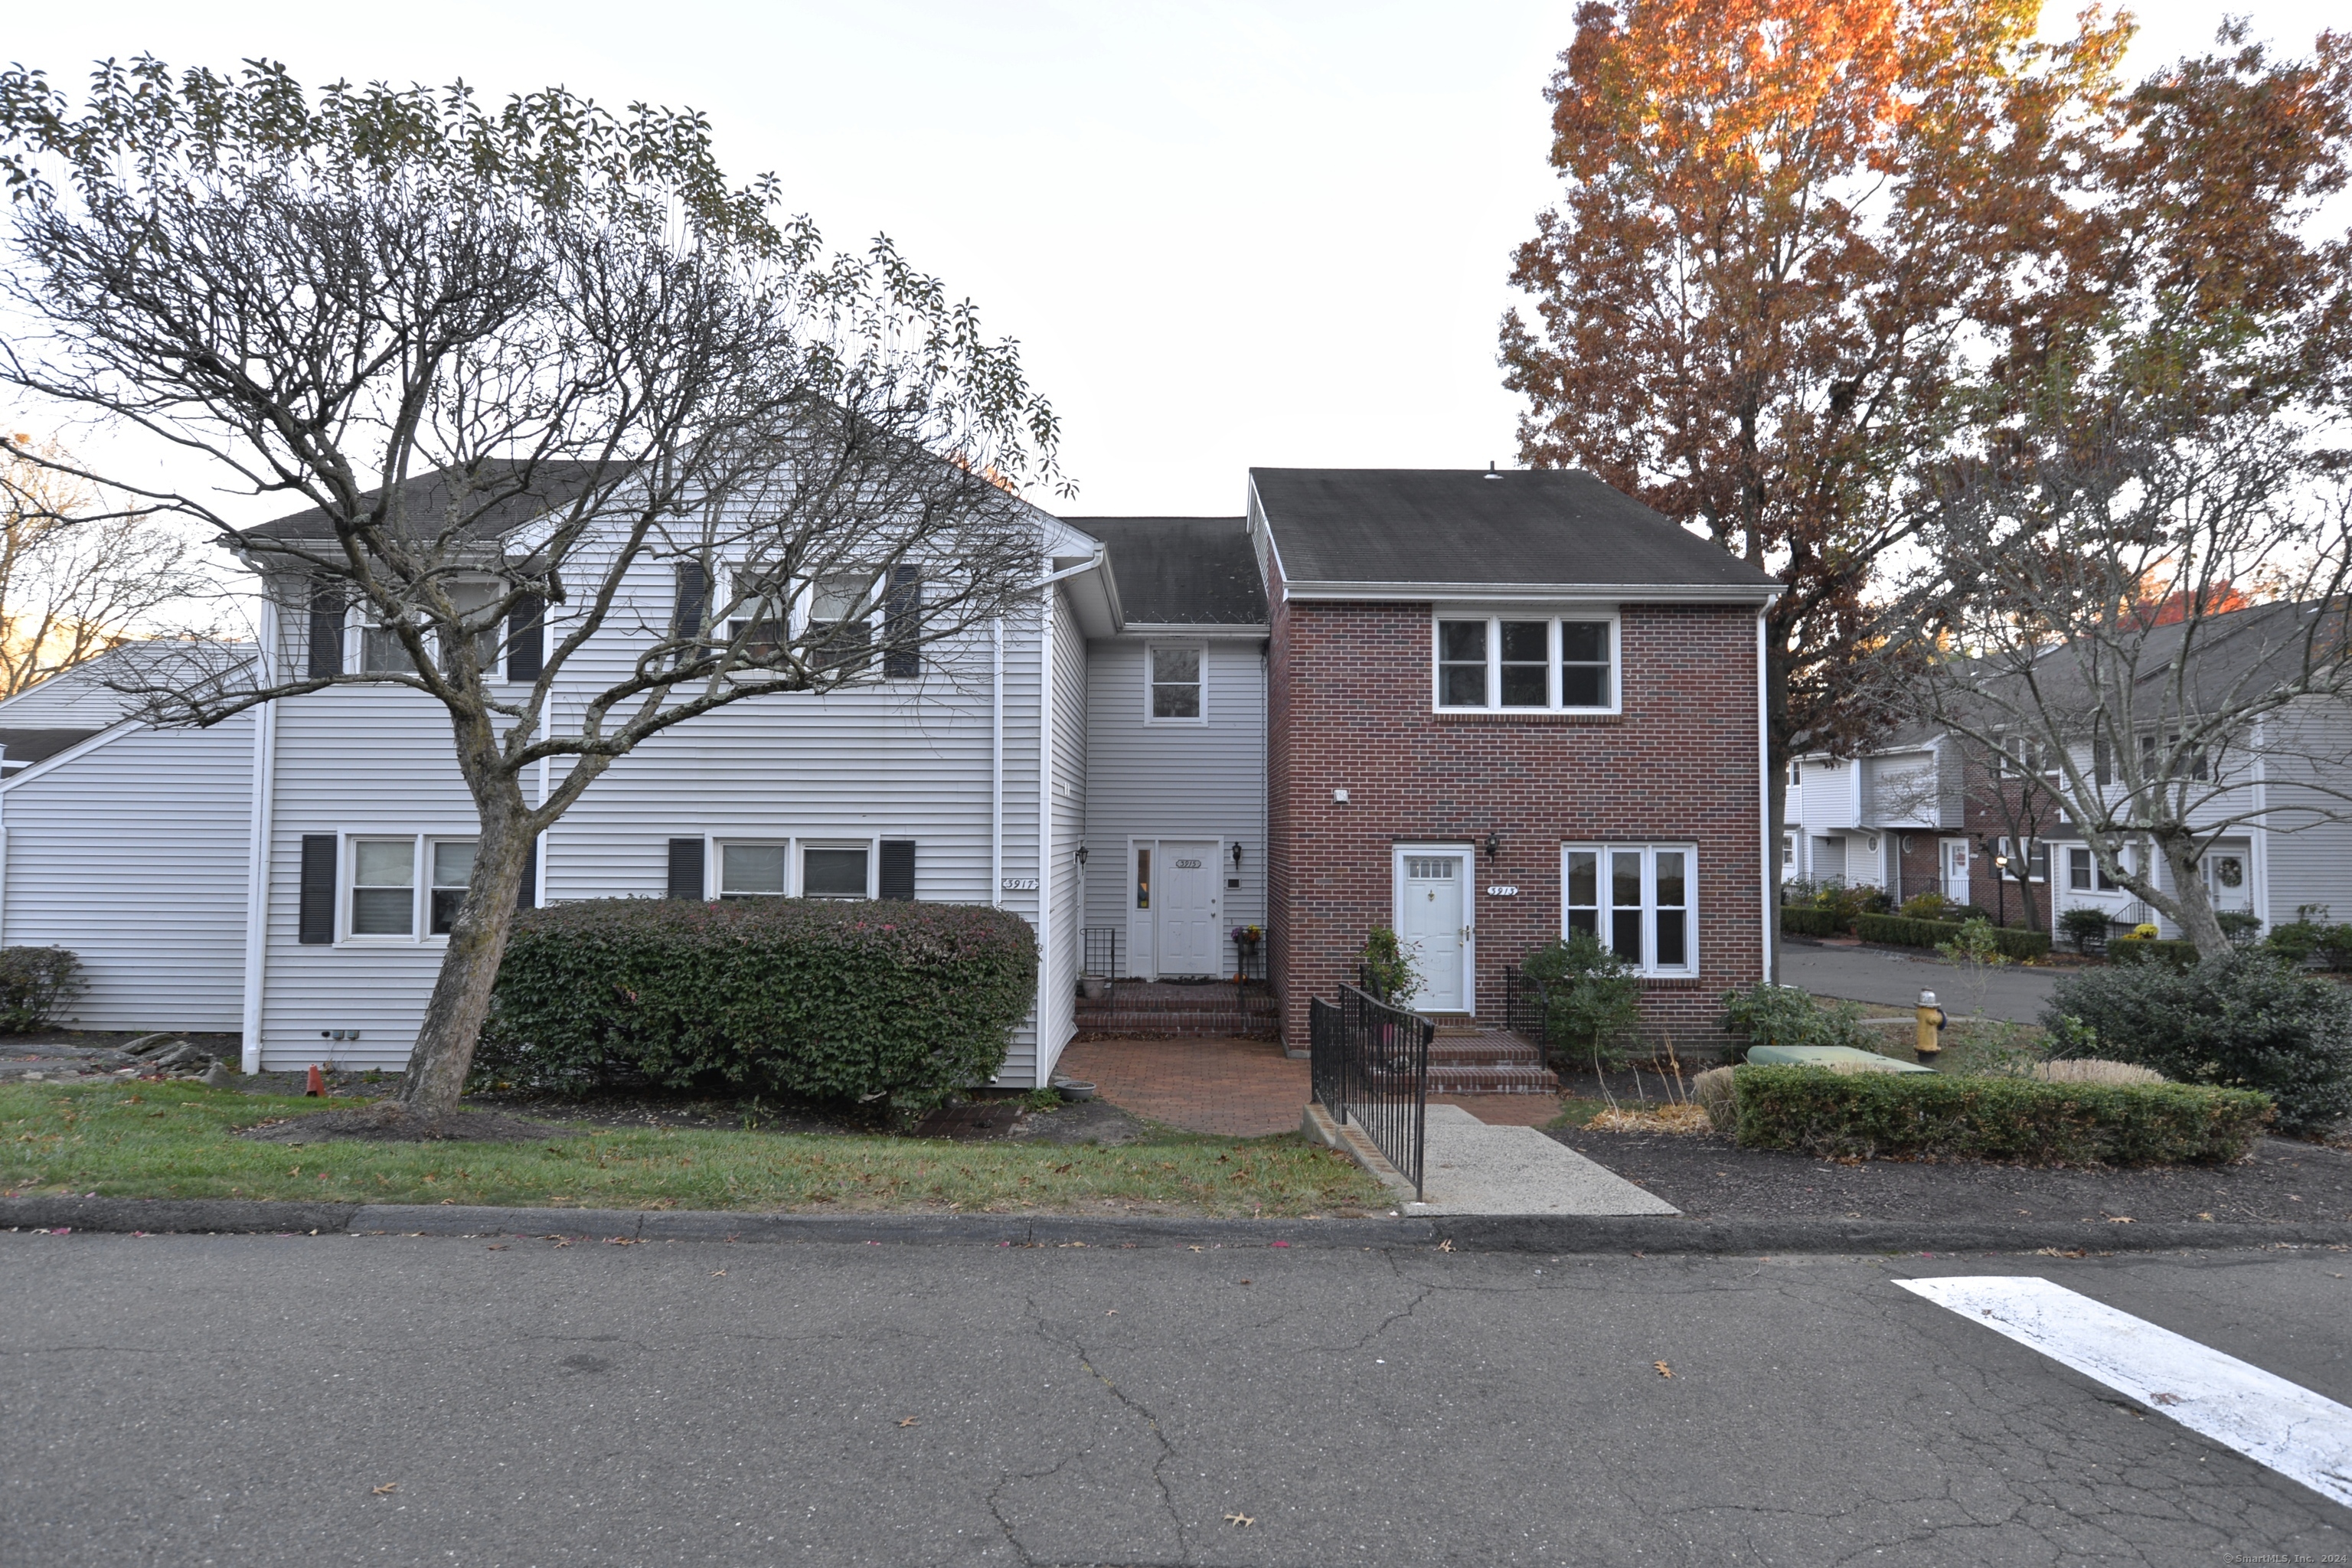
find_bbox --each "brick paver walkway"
[1057,1037,1564,1138]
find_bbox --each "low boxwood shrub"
[479,897,1038,1109]
[1717,982,1875,1063]
[1732,1065,2269,1165]
[2266,906,2352,970]
[2046,951,2352,1135]
[1778,905,1847,938]
[0,946,83,1032]
[1855,912,2050,961]
[2107,934,2200,972]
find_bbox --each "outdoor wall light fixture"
[1484,831,1502,861]
[1075,846,1088,866]
[1230,842,1244,868]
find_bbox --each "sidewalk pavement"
[1781,941,2062,1023]
[1408,1106,1678,1217]
[1058,1037,1563,1136]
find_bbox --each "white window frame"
[712,836,795,900]
[342,586,516,684]
[1431,609,1621,715]
[2067,842,2128,894]
[338,833,477,946]
[1995,835,2049,884]
[800,838,880,900]
[1560,841,1697,977]
[1143,642,1207,725]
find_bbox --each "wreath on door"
[2215,857,2244,888]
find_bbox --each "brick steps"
[1423,1026,1559,1096]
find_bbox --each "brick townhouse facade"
[1250,468,1780,1050]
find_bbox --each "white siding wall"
[0,662,142,726]
[1080,636,1267,975]
[1039,586,1087,1083]
[1,719,253,1031]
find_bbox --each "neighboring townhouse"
[0,645,258,1031]
[4,464,1784,1070]
[1787,601,2352,939]
[1251,468,1780,1044]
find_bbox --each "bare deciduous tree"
[1900,409,2352,956]
[0,59,1064,1122]
[0,432,211,695]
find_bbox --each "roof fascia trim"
[1112,622,1270,639]
[1281,580,1783,604]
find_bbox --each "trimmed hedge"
[1732,1065,2270,1165]
[1854,912,2051,961]
[2109,934,2200,972]
[479,897,1038,1109]
[1779,906,1848,938]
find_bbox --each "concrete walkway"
[1782,941,2062,1023]
[1406,1106,1678,1217]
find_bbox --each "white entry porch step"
[1406,1106,1680,1217]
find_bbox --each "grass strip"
[1,1084,1387,1217]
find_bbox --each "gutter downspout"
[991,618,1004,907]
[1030,546,1106,1086]
[240,602,281,1073]
[1758,608,1773,985]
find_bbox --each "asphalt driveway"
[1782,939,2063,1021]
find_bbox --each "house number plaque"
[1485,885,1519,897]
[1174,858,1203,868]
[1000,877,1040,891]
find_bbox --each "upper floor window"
[1148,644,1204,722]
[1433,613,1617,712]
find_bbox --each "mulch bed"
[1552,1125,2352,1225]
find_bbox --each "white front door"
[1940,838,1971,905]
[1397,851,1469,1013]
[2204,840,2254,915]
[1153,840,1220,976]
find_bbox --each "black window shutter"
[883,566,921,679]
[671,562,710,643]
[667,837,706,900]
[299,835,338,944]
[878,839,916,901]
[305,584,345,680]
[506,593,545,683]
[518,836,538,910]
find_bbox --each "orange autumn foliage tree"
[1503,2,2352,961]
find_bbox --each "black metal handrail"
[1081,927,1122,978]
[1501,964,1551,1071]
[1310,982,1430,1200]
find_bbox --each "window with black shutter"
[670,562,710,644]
[666,837,706,900]
[518,836,538,910]
[305,585,345,679]
[878,839,916,900]
[506,593,545,682]
[883,566,921,679]
[299,835,338,943]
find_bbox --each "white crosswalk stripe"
[1900,1274,2352,1509]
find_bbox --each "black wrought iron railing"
[1081,927,1122,978]
[1501,964,1552,1070]
[1310,982,1431,1200]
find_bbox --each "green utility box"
[1745,1044,1936,1074]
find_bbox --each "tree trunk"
[2152,828,2230,959]
[397,794,537,1119]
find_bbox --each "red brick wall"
[1267,595,1766,1054]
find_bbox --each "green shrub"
[1778,905,1847,937]
[478,897,1038,1111]
[2215,910,2265,946]
[2108,934,2200,972]
[1360,926,1419,1004]
[1520,930,1644,1070]
[2046,951,2352,1135]
[1898,890,1952,921]
[1717,982,1874,1063]
[0,946,83,1032]
[1855,912,2051,960]
[1732,1065,2269,1165]
[2058,906,2114,950]
[2266,906,2352,970]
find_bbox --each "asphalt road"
[1782,939,2063,1022]
[5,1231,2346,1566]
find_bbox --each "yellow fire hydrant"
[1916,989,1947,1066]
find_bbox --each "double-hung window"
[1996,837,2049,883]
[718,841,789,899]
[346,836,479,939]
[428,841,475,933]
[1433,613,1617,712]
[1562,843,1695,975]
[802,843,872,900]
[809,572,875,676]
[2067,844,2126,893]
[1147,645,1204,722]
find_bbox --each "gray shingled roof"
[1250,468,1777,596]
[240,460,614,547]
[0,727,103,769]
[1063,517,1268,627]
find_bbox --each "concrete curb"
[8,1195,2350,1255]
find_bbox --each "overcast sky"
[3,1,2342,525]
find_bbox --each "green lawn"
[1,1084,1387,1217]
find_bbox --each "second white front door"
[2205,839,2254,916]
[1397,850,1469,1013]
[1940,838,1971,905]
[1154,841,1220,977]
